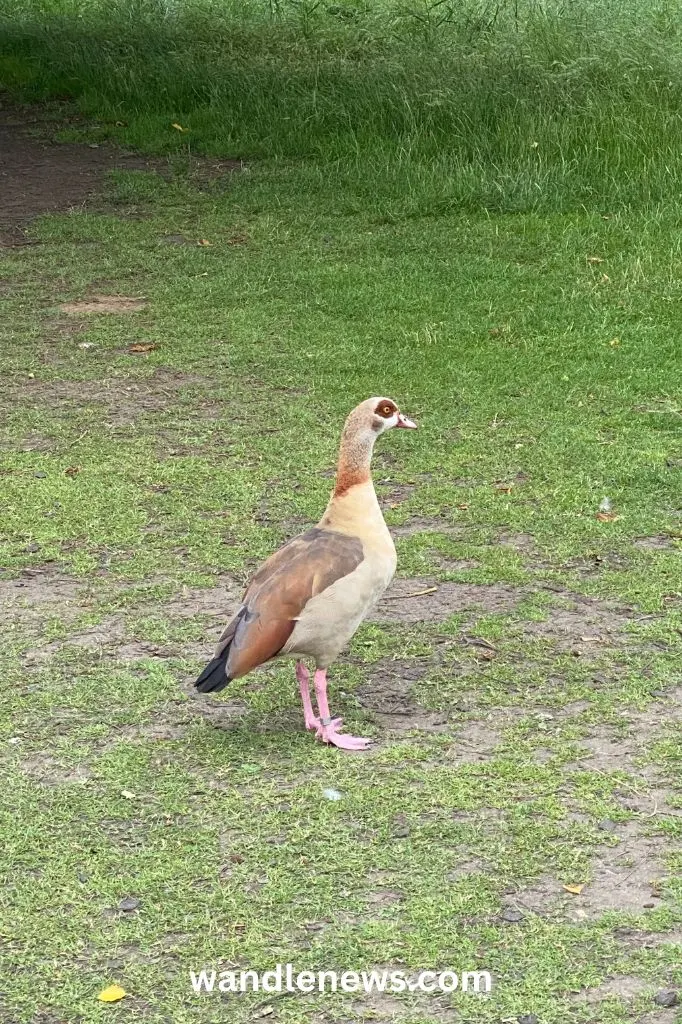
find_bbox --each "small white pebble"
[322,788,343,801]
[8,737,21,745]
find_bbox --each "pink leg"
[313,668,370,751]
[296,661,341,733]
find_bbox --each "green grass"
[1,0,682,1018]
[3,0,682,213]
[0,149,681,1022]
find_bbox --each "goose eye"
[380,404,392,416]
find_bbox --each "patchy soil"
[357,658,449,733]
[4,368,211,428]
[373,576,523,622]
[573,976,649,1003]
[59,295,147,315]
[372,576,642,644]
[389,516,464,538]
[633,535,679,550]
[0,107,160,238]
[500,826,677,924]
[0,103,240,240]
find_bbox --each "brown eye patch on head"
[375,400,398,418]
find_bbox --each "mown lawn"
[0,104,681,1023]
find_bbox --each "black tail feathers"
[194,649,231,694]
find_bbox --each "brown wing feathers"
[194,528,363,693]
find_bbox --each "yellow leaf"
[197,239,213,246]
[563,883,584,895]
[98,985,126,1003]
[171,123,187,132]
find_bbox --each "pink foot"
[316,725,371,751]
[311,667,370,751]
[296,660,342,732]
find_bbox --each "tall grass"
[1,0,682,213]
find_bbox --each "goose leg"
[313,668,370,751]
[296,661,341,733]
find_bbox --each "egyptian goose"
[194,397,417,750]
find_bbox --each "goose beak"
[396,413,418,429]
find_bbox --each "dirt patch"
[567,833,675,921]
[357,658,449,733]
[447,719,503,763]
[497,531,537,553]
[524,594,643,651]
[372,577,523,623]
[13,573,243,668]
[633,536,679,550]
[502,828,677,923]
[377,482,416,506]
[437,557,481,571]
[21,755,91,786]
[574,723,665,775]
[0,107,163,234]
[165,578,243,620]
[573,976,648,1003]
[571,690,682,776]
[615,928,682,950]
[0,569,89,630]
[0,104,241,239]
[7,368,210,426]
[390,517,464,538]
[447,857,490,881]
[59,295,147,314]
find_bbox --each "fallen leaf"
[587,255,604,264]
[171,122,187,132]
[596,512,620,522]
[456,503,469,510]
[128,343,159,354]
[562,884,584,895]
[259,1007,274,1017]
[65,466,81,477]
[97,985,126,1003]
[600,273,610,283]
[609,337,620,347]
[120,790,135,799]
[580,635,602,642]
[197,239,213,246]
[495,484,513,494]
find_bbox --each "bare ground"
[0,101,239,240]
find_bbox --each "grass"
[1,0,682,1020]
[0,151,681,1023]
[3,0,682,213]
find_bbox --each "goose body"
[194,396,417,750]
